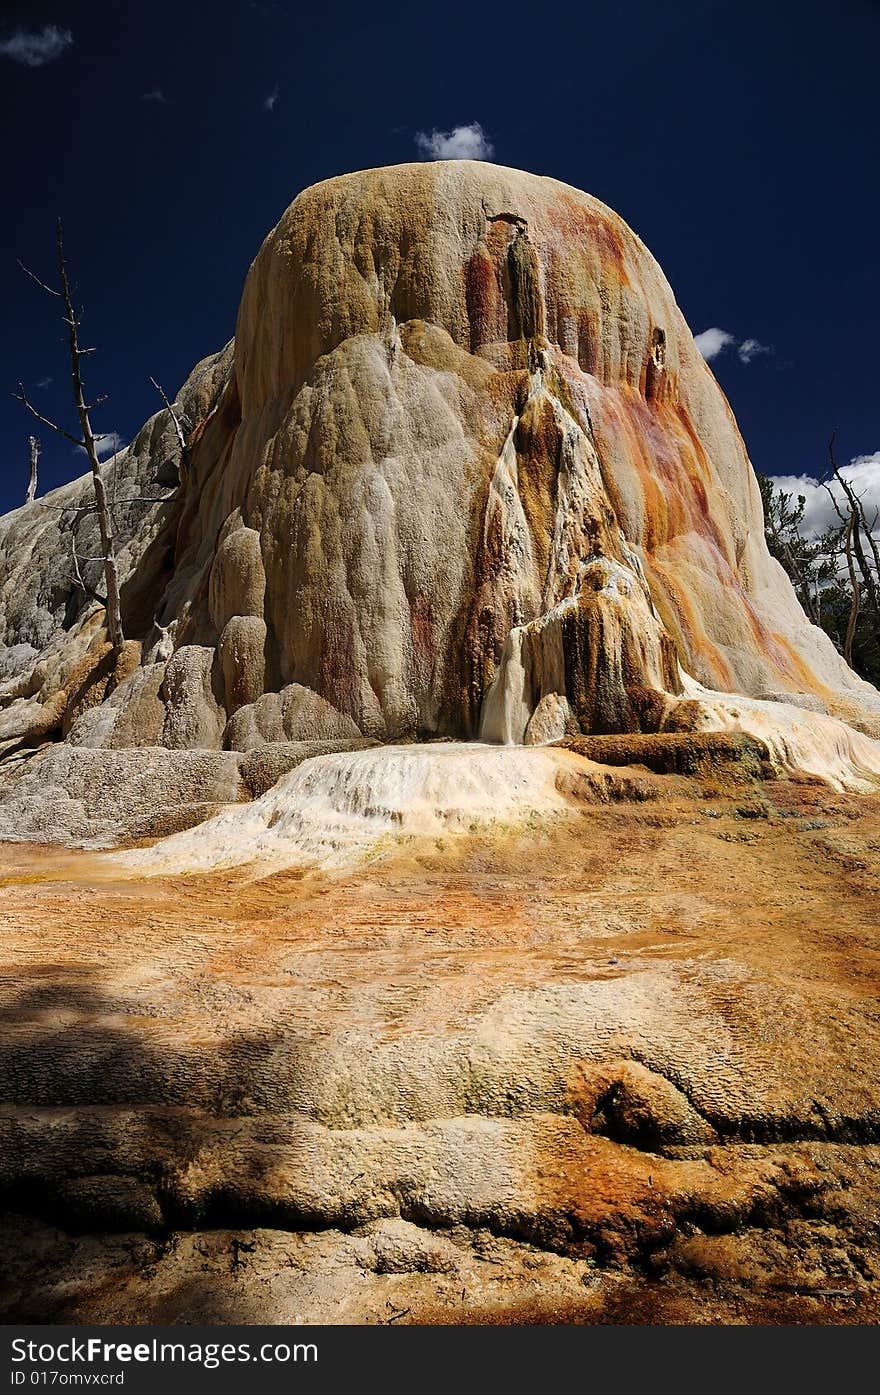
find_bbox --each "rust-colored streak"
[319,602,362,725]
[410,593,436,685]
[547,195,631,284]
[576,308,600,377]
[465,246,502,355]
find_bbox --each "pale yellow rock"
[160,645,225,749]
[208,522,266,632]
[67,663,167,749]
[0,745,244,845]
[224,162,879,733]
[223,681,363,750]
[218,614,266,714]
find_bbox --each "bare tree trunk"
[843,509,860,668]
[54,222,125,659]
[14,226,126,659]
[830,432,879,617]
[765,509,820,624]
[26,437,40,504]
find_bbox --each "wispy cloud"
[77,432,126,460]
[36,376,52,390]
[263,86,279,112]
[141,88,167,104]
[695,326,771,365]
[0,25,73,67]
[415,122,494,161]
[737,337,771,364]
[769,452,880,538]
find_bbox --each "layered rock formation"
[1,161,879,840]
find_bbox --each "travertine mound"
[1,161,879,833]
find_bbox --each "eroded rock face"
[0,745,246,845]
[1,161,879,818]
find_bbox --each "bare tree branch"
[35,500,98,513]
[12,385,84,448]
[63,581,106,604]
[67,564,106,607]
[16,224,194,662]
[760,462,878,680]
[111,494,175,505]
[150,375,189,480]
[70,534,93,598]
[17,259,60,298]
[821,480,847,525]
[67,510,108,605]
[829,430,880,615]
[763,491,821,624]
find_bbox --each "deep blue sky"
[1,0,877,512]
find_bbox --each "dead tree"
[821,431,879,673]
[14,221,125,660]
[25,436,39,504]
[842,511,860,668]
[828,431,880,616]
[820,481,860,664]
[149,376,190,482]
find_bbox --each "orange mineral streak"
[644,554,735,689]
[545,194,631,285]
[629,395,730,561]
[539,198,637,388]
[742,600,838,699]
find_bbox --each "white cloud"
[695,326,772,365]
[36,376,52,389]
[263,86,279,112]
[94,432,126,459]
[769,452,880,539]
[77,432,126,460]
[694,327,735,361]
[0,25,73,67]
[141,88,167,103]
[415,122,493,161]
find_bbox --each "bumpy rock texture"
[4,782,880,1323]
[1,161,879,834]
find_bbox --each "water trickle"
[123,743,575,875]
